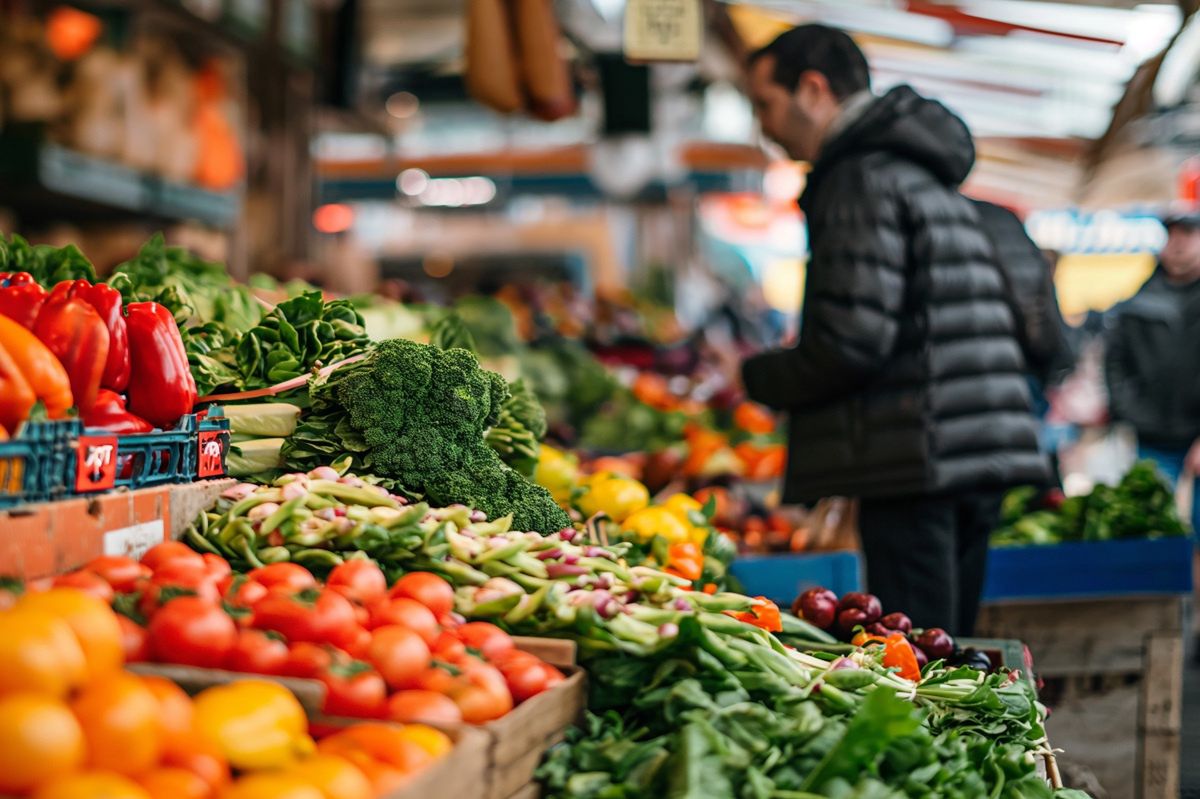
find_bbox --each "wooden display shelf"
[978,595,1186,799]
[0,479,232,579]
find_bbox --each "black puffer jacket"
[1105,270,1200,449]
[742,85,1049,503]
[972,200,1074,386]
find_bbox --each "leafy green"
[282,338,570,533]
[580,388,688,453]
[0,233,96,286]
[992,461,1188,546]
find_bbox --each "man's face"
[1160,224,1200,283]
[749,56,829,163]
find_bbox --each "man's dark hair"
[750,24,871,101]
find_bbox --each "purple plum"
[839,592,882,623]
[880,612,913,633]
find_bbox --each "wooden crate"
[480,666,587,799]
[977,596,1185,799]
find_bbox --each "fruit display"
[992,460,1189,546]
[52,544,565,725]
[0,586,452,798]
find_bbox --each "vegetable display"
[283,338,570,533]
[0,585,452,798]
[53,543,565,726]
[992,461,1189,546]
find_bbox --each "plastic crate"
[730,551,862,606]
[0,419,81,509]
[112,409,230,491]
[983,537,1194,602]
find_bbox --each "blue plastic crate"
[0,419,81,508]
[730,551,862,606]
[112,409,230,490]
[983,537,1194,602]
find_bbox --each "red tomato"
[341,626,372,660]
[413,664,458,695]
[138,575,220,619]
[52,570,114,603]
[118,614,150,663]
[141,541,204,572]
[451,682,513,724]
[432,630,467,662]
[227,629,289,675]
[366,626,431,690]
[254,589,358,648]
[201,554,231,584]
[494,650,562,702]
[83,556,149,593]
[389,572,454,618]
[150,556,210,586]
[456,622,514,661]
[368,598,438,644]
[147,596,237,668]
[219,574,268,610]
[319,663,388,719]
[327,561,387,606]
[386,690,463,725]
[247,563,316,593]
[353,604,370,627]
[284,642,335,679]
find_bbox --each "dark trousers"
[858,490,1003,637]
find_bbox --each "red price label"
[75,435,118,493]
[197,430,228,478]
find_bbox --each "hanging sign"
[624,0,702,62]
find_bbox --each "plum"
[912,645,928,669]
[837,607,870,637]
[792,588,839,630]
[865,622,891,638]
[880,612,912,633]
[916,627,954,660]
[838,592,882,623]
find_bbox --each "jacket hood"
[808,85,975,190]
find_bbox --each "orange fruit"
[71,673,162,776]
[285,754,373,799]
[0,693,85,793]
[217,774,325,799]
[140,675,195,743]
[138,767,213,799]
[33,772,151,799]
[0,608,88,698]
[18,589,123,682]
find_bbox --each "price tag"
[75,435,118,493]
[103,520,165,561]
[624,0,702,63]
[197,430,229,478]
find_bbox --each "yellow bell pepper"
[577,473,650,523]
[534,444,581,506]
[622,506,691,544]
[193,680,315,771]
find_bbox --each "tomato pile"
[54,543,565,725]
[0,586,452,799]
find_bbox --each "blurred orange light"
[46,6,102,61]
[313,203,354,233]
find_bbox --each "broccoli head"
[294,338,569,533]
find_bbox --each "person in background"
[740,25,1048,637]
[972,200,1076,485]
[1105,211,1200,533]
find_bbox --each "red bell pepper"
[82,389,153,433]
[33,296,110,414]
[125,302,197,429]
[0,273,48,329]
[49,279,131,391]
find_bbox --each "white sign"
[624,0,702,62]
[103,520,165,561]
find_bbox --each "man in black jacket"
[1105,211,1200,533]
[742,25,1048,636]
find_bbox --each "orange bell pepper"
[664,541,704,582]
[0,314,73,418]
[733,401,776,434]
[0,340,36,432]
[726,597,783,633]
[883,633,922,682]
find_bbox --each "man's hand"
[1186,439,1200,475]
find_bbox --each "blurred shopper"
[973,200,1076,484]
[1105,211,1200,533]
[741,25,1048,636]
